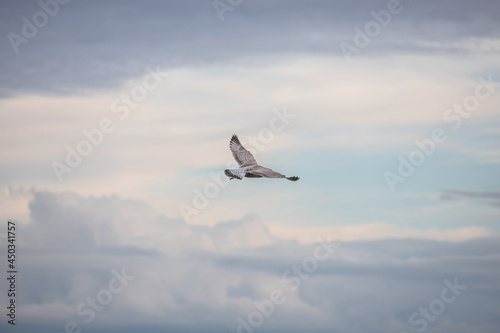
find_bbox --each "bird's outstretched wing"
[229,134,258,167]
[248,166,300,181]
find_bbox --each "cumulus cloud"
[2,191,499,333]
[23,191,275,254]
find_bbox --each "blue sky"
[0,1,500,332]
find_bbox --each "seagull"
[224,134,299,181]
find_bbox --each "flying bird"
[224,134,299,181]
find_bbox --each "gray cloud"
[441,189,500,207]
[1,0,500,97]
[1,190,499,333]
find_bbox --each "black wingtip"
[287,176,299,181]
[231,134,240,143]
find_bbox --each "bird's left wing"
[229,134,258,167]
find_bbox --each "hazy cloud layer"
[1,0,500,97]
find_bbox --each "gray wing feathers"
[248,168,299,181]
[248,166,299,181]
[229,134,258,167]
[248,166,286,179]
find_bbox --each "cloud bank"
[1,191,499,333]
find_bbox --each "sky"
[0,0,499,332]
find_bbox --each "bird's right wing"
[229,134,258,167]
[251,167,286,179]
[249,166,300,181]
